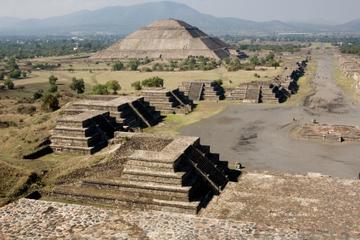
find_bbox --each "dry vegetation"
[14,59,282,94]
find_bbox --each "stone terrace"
[142,88,193,115]
[48,132,232,214]
[65,96,161,131]
[50,111,117,154]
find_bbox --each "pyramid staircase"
[142,88,193,115]
[180,81,225,102]
[260,86,279,104]
[50,133,231,214]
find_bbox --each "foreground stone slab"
[0,198,316,239]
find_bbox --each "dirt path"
[181,50,360,178]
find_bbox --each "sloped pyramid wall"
[91,19,231,60]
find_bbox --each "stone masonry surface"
[1,171,360,239]
[1,199,315,240]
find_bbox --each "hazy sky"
[0,0,359,24]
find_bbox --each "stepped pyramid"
[50,132,236,214]
[91,19,231,60]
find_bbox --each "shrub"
[0,71,4,80]
[141,76,164,88]
[112,61,124,71]
[215,79,223,86]
[48,84,58,93]
[70,77,85,94]
[106,80,121,94]
[48,75,58,85]
[92,84,109,95]
[131,81,142,91]
[33,90,44,100]
[4,79,14,89]
[127,60,139,71]
[41,93,59,112]
[9,69,21,79]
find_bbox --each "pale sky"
[0,0,359,24]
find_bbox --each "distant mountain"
[0,17,23,29]
[337,19,360,32]
[0,1,359,36]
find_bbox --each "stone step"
[123,164,175,175]
[81,179,191,202]
[122,169,185,185]
[52,126,95,137]
[50,134,101,148]
[50,144,95,155]
[126,159,175,170]
[51,186,199,214]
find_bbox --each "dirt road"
[181,50,360,178]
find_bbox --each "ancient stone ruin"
[49,132,233,214]
[50,111,117,154]
[226,59,308,104]
[142,88,193,115]
[292,123,360,143]
[180,80,225,101]
[65,96,161,130]
[91,19,232,60]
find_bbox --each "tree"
[131,81,142,91]
[127,60,139,71]
[272,61,280,69]
[141,76,164,88]
[106,80,121,94]
[42,93,59,112]
[249,56,261,66]
[112,61,124,71]
[48,75,58,85]
[70,78,85,94]
[92,84,109,95]
[48,84,58,93]
[4,79,14,89]
[9,69,21,79]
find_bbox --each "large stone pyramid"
[91,19,231,60]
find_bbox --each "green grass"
[145,101,229,135]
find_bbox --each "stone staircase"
[50,111,116,154]
[180,81,225,101]
[142,88,193,115]
[260,87,279,104]
[50,133,232,214]
[243,85,261,103]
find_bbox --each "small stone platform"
[65,96,161,131]
[48,132,233,214]
[50,111,117,154]
[142,88,193,115]
[180,80,225,101]
[292,123,360,143]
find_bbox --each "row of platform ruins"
[46,60,307,215]
[51,59,308,155]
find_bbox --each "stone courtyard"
[1,171,359,239]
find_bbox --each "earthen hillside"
[91,19,231,60]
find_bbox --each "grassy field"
[145,101,230,135]
[334,61,360,103]
[13,65,282,94]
